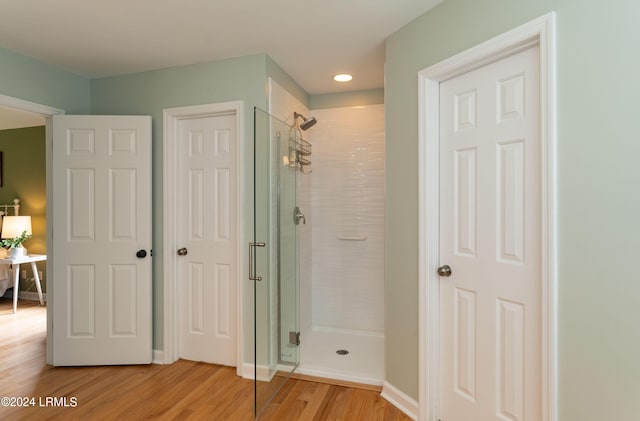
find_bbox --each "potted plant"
[1,230,31,258]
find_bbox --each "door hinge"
[289,331,300,346]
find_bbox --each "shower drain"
[336,349,349,355]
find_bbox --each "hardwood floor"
[0,298,411,420]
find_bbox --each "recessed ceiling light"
[333,73,353,82]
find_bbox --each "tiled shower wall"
[310,104,385,333]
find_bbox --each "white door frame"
[0,94,65,365]
[418,13,557,421]
[162,101,244,373]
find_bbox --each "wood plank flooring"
[0,298,411,420]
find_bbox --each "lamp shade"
[1,216,32,239]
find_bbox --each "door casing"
[162,101,244,373]
[417,13,557,421]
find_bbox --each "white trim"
[152,350,165,365]
[162,101,244,371]
[0,94,64,117]
[417,13,557,421]
[418,50,442,421]
[241,363,276,382]
[381,381,419,421]
[0,94,65,365]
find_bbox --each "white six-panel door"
[52,115,152,365]
[439,46,541,420]
[177,113,238,365]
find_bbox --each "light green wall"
[0,126,46,293]
[90,54,270,351]
[0,48,90,113]
[309,88,384,109]
[385,0,640,419]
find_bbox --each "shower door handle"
[249,242,266,282]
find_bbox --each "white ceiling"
[0,0,443,95]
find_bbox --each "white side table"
[0,254,47,313]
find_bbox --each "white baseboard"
[18,291,47,302]
[381,381,419,421]
[242,363,277,382]
[241,363,253,380]
[152,350,165,364]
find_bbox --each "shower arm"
[293,112,305,123]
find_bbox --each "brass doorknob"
[177,248,188,256]
[437,265,452,277]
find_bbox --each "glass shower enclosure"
[252,107,300,417]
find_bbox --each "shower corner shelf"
[289,126,313,173]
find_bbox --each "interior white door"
[178,113,238,365]
[52,115,152,365]
[439,46,541,420]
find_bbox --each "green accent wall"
[0,126,46,293]
[385,0,640,419]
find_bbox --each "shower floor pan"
[297,327,384,386]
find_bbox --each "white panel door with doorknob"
[177,113,238,365]
[439,46,541,420]
[52,115,152,366]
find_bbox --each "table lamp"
[1,216,32,258]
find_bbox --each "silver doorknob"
[437,265,452,277]
[177,248,188,256]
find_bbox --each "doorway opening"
[0,93,64,363]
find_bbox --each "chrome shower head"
[300,116,317,130]
[294,112,318,131]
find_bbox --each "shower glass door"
[253,107,300,418]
